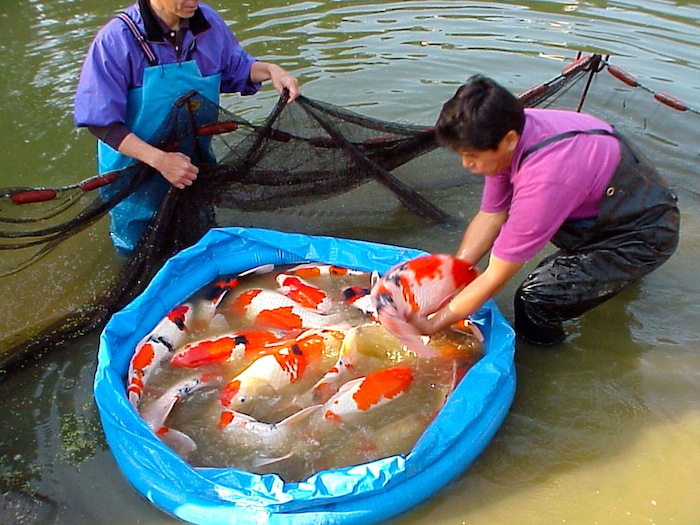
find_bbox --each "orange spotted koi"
[276,273,334,313]
[171,330,281,368]
[286,262,367,279]
[370,254,478,358]
[193,263,275,324]
[126,303,194,407]
[231,288,347,331]
[218,365,416,465]
[322,365,415,424]
[220,330,344,410]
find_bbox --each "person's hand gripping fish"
[370,254,479,358]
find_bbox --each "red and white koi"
[342,284,376,316]
[287,262,366,278]
[309,323,402,403]
[231,288,347,331]
[192,263,275,328]
[218,365,416,466]
[126,303,194,407]
[276,273,334,313]
[322,364,415,425]
[370,254,478,358]
[170,330,281,368]
[219,330,344,411]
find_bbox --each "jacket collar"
[138,0,211,41]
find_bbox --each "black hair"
[435,75,525,151]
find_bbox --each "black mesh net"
[1,53,695,370]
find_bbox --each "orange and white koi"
[287,263,366,278]
[192,264,275,327]
[170,330,280,368]
[276,273,334,313]
[231,288,347,331]
[309,323,402,403]
[126,303,194,407]
[342,284,376,316]
[370,254,478,358]
[218,366,415,465]
[322,364,415,424]
[219,330,344,411]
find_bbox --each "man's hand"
[152,151,199,189]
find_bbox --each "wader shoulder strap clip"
[117,12,159,67]
[517,128,614,170]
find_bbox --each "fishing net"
[1,53,696,370]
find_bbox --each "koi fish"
[170,330,280,368]
[276,273,334,313]
[220,330,344,412]
[309,323,404,403]
[287,263,366,278]
[219,366,415,467]
[451,318,484,342]
[370,254,478,358]
[322,364,415,424]
[219,405,320,453]
[139,373,222,460]
[342,285,376,316]
[231,288,347,331]
[139,372,220,431]
[126,303,194,407]
[192,263,275,328]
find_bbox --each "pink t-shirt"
[482,108,621,263]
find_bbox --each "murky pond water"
[1,0,698,524]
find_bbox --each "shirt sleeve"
[74,21,133,128]
[481,173,512,213]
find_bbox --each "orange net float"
[518,82,549,101]
[78,172,120,192]
[196,121,240,136]
[653,91,689,112]
[606,64,640,87]
[10,189,58,204]
[561,55,592,76]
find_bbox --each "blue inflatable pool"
[94,227,516,525]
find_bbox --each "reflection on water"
[0,0,698,523]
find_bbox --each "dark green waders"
[513,131,680,345]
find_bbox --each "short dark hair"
[435,75,525,151]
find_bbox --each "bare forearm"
[250,61,300,102]
[421,254,524,334]
[456,209,508,264]
[118,133,198,189]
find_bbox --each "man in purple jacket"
[74,0,300,254]
[412,75,679,345]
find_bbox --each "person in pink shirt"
[413,75,679,345]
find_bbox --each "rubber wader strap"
[517,128,615,170]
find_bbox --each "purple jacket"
[483,108,621,263]
[74,1,260,128]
